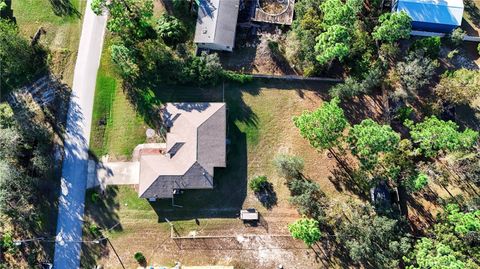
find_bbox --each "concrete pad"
[87,161,140,189]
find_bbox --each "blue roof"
[395,0,464,26]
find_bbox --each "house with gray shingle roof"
[138,103,227,199]
[194,0,240,52]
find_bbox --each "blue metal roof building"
[393,0,464,32]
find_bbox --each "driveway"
[53,1,107,268]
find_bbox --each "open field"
[12,0,85,86]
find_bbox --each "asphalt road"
[53,1,107,268]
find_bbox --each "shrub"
[1,232,15,253]
[274,154,304,180]
[222,70,253,84]
[91,192,100,203]
[249,176,268,192]
[89,224,101,237]
[394,106,413,123]
[134,252,146,264]
[410,36,441,58]
[404,172,429,192]
[449,28,465,47]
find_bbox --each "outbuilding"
[393,0,464,32]
[194,0,240,52]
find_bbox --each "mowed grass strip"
[90,36,147,159]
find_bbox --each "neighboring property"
[393,0,464,32]
[194,0,240,52]
[138,103,227,199]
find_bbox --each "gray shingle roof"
[139,103,226,199]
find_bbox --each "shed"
[240,209,259,221]
[393,0,464,32]
[194,0,240,52]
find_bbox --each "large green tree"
[293,97,347,153]
[373,11,412,43]
[347,119,400,169]
[405,204,480,269]
[339,207,412,269]
[315,25,352,65]
[288,218,321,247]
[405,116,479,158]
[396,51,438,94]
[320,0,363,28]
[435,69,480,105]
[155,14,187,47]
[110,43,139,77]
[91,0,154,39]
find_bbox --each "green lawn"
[12,0,85,85]
[90,35,147,159]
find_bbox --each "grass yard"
[89,35,148,159]
[82,78,480,268]
[12,0,85,86]
[83,80,381,268]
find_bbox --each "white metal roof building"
[194,0,240,52]
[393,0,464,32]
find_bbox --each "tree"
[396,51,438,94]
[0,0,6,11]
[287,178,325,220]
[339,207,412,269]
[110,43,139,77]
[293,97,347,153]
[0,19,47,93]
[329,64,384,99]
[91,0,154,40]
[288,218,321,247]
[405,204,480,269]
[314,25,352,65]
[347,119,400,169]
[273,154,304,180]
[155,14,187,46]
[182,52,223,85]
[373,11,412,43]
[406,238,471,269]
[405,116,479,158]
[435,69,480,105]
[320,0,363,28]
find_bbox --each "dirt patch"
[221,26,296,76]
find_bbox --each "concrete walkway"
[53,1,107,268]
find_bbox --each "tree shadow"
[0,0,15,22]
[254,182,278,210]
[48,0,81,17]
[81,186,122,267]
[339,91,388,125]
[464,0,480,28]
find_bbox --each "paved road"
[53,1,107,268]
